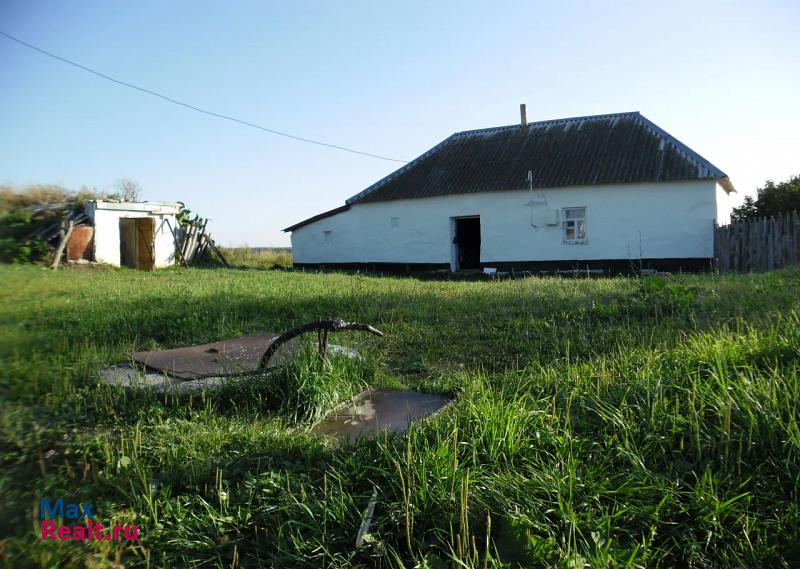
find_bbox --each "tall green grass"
[220,247,292,269]
[0,265,799,567]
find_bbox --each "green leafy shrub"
[0,238,31,263]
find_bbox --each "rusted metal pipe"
[259,318,383,369]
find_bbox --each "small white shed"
[85,200,181,269]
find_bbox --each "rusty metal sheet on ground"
[130,331,280,380]
[312,389,452,443]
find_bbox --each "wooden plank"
[715,212,797,273]
[50,218,75,269]
[165,218,188,267]
[204,234,229,267]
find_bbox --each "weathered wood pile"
[173,220,228,267]
[40,205,90,269]
[715,211,800,273]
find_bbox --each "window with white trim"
[562,207,587,242]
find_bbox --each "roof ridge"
[452,111,641,137]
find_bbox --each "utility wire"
[0,30,408,163]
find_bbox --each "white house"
[85,200,181,269]
[285,110,735,273]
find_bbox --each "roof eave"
[346,133,458,205]
[283,204,351,232]
[718,176,736,194]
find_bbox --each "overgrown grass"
[220,247,292,269]
[1,265,799,567]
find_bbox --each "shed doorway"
[119,217,155,270]
[452,216,481,271]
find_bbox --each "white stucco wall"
[290,181,723,266]
[86,201,180,268]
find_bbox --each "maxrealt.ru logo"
[39,498,139,541]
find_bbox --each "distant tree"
[731,175,800,222]
[115,178,142,202]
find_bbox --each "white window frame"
[562,207,587,243]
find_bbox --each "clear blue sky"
[1,1,798,246]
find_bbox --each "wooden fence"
[714,211,800,273]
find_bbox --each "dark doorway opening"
[453,216,481,270]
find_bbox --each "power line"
[0,30,408,163]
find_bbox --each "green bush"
[0,210,51,263]
[0,237,31,263]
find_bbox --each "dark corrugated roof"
[346,112,734,205]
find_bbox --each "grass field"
[219,247,292,269]
[1,265,799,568]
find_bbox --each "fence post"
[714,211,799,273]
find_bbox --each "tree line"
[731,174,800,222]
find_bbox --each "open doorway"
[119,217,155,270]
[452,216,481,271]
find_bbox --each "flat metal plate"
[312,389,452,442]
[99,364,232,394]
[130,331,279,379]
